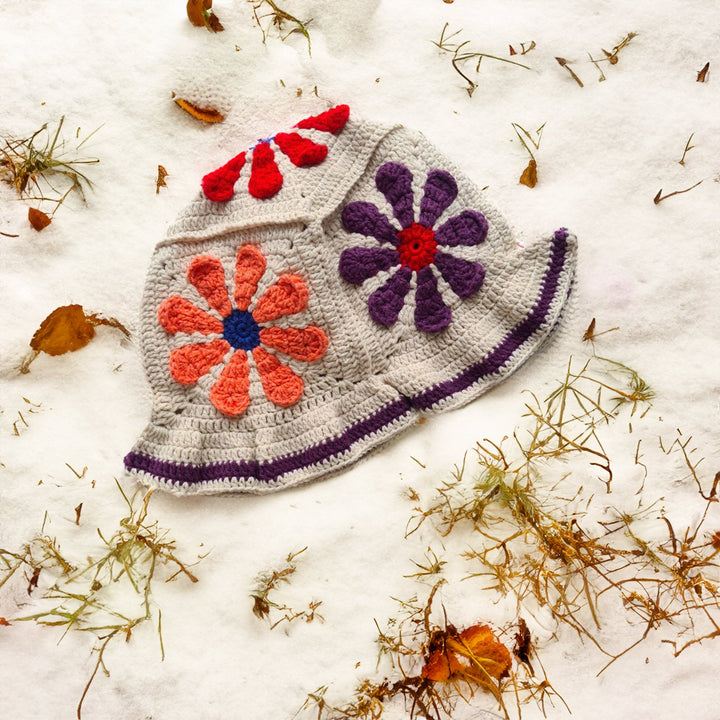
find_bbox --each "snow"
[1,1,719,719]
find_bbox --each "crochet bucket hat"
[124,105,576,495]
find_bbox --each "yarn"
[274,132,328,166]
[248,142,283,199]
[200,152,246,203]
[125,106,577,495]
[158,296,223,335]
[339,161,488,333]
[153,244,327,417]
[201,104,350,203]
[169,339,229,385]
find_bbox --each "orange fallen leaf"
[187,0,223,32]
[519,158,537,188]
[174,97,225,123]
[422,644,464,682]
[31,304,96,355]
[0,617,10,626]
[422,624,511,687]
[447,624,512,684]
[22,304,130,372]
[28,207,52,231]
[186,0,207,26]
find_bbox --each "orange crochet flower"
[158,245,328,416]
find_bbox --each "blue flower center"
[223,309,261,351]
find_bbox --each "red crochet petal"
[187,255,232,318]
[201,152,246,202]
[295,104,350,134]
[248,142,283,199]
[234,245,267,311]
[253,347,304,407]
[169,339,230,385]
[252,275,309,323]
[274,132,328,167]
[209,349,251,416]
[259,326,328,362]
[158,296,224,335]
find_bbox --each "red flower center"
[397,223,437,272]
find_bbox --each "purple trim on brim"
[125,397,413,486]
[124,229,570,488]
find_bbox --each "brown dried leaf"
[583,317,597,342]
[519,158,537,188]
[27,305,130,367]
[697,62,710,82]
[27,567,41,595]
[28,207,51,231]
[513,618,534,671]
[251,594,271,620]
[174,98,225,123]
[156,165,169,194]
[31,305,96,355]
[207,11,224,32]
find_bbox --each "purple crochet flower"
[339,162,488,333]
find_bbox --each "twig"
[434,23,531,96]
[653,180,702,205]
[555,57,584,87]
[677,133,695,165]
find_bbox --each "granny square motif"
[124,105,577,494]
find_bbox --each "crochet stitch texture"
[125,105,577,495]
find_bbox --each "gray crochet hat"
[124,105,576,494]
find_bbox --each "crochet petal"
[158,296,224,335]
[434,252,485,299]
[187,256,232,318]
[254,346,304,407]
[274,132,328,166]
[375,162,415,229]
[342,201,399,246]
[234,245,267,311]
[415,266,452,332]
[253,275,309,323]
[435,210,488,247]
[367,266,412,327]
[248,142,283,199]
[169,339,231,385]
[338,246,400,284]
[201,151,246,202]
[295,104,350,134]
[419,170,458,228]
[209,349,251,416]
[259,326,328,362]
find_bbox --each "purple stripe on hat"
[124,229,570,487]
[125,397,413,486]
